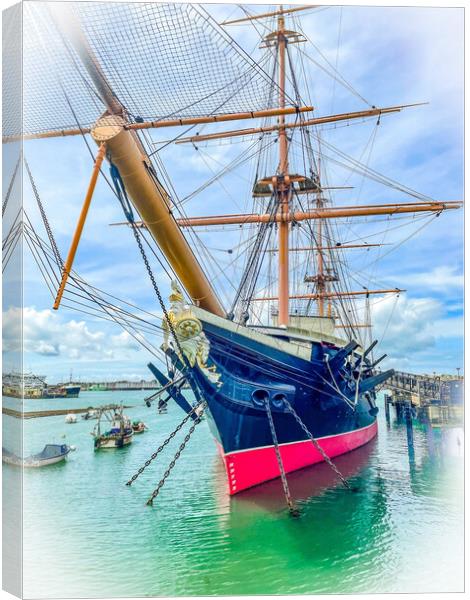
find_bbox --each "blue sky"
[2,2,463,382]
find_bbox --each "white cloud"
[2,306,142,361]
[382,265,464,296]
[372,294,462,364]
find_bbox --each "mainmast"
[277,10,290,326]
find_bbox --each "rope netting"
[2,4,22,138]
[9,2,292,139]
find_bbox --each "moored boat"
[2,444,72,467]
[92,405,134,450]
[81,409,99,420]
[132,421,147,434]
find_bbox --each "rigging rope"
[2,155,21,217]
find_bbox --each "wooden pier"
[2,405,135,419]
[381,370,463,425]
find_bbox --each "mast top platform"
[261,29,307,48]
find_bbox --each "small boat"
[3,444,71,467]
[94,428,133,449]
[131,420,147,434]
[65,413,78,423]
[81,409,98,420]
[92,405,134,449]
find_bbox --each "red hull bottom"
[221,420,378,494]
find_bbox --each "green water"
[3,392,464,597]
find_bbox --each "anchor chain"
[264,399,299,517]
[110,162,203,402]
[283,398,351,490]
[126,400,203,486]
[146,403,207,506]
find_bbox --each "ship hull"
[171,311,382,495]
[94,432,133,449]
[219,421,377,494]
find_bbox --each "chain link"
[264,400,299,517]
[146,403,207,506]
[110,162,205,406]
[126,401,203,486]
[283,399,351,490]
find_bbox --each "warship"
[4,2,461,498]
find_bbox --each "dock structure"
[2,405,135,419]
[381,371,463,425]
[81,380,160,391]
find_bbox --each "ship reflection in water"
[212,399,463,594]
[227,439,376,513]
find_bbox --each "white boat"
[65,413,78,423]
[3,444,71,467]
[81,409,98,420]
[94,430,134,449]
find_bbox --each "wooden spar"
[169,201,462,226]
[316,197,325,317]
[49,4,121,114]
[251,288,406,301]
[267,243,386,251]
[92,117,225,316]
[174,104,426,144]
[7,107,313,143]
[277,14,290,327]
[126,107,312,132]
[335,324,372,328]
[49,4,226,317]
[221,5,317,25]
[53,143,107,310]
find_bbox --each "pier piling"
[404,402,415,463]
[384,394,391,426]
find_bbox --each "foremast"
[269,8,327,326]
[48,2,311,318]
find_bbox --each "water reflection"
[211,402,464,594]
[4,392,465,596]
[230,439,376,512]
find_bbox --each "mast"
[47,3,318,320]
[277,10,290,327]
[316,196,325,317]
